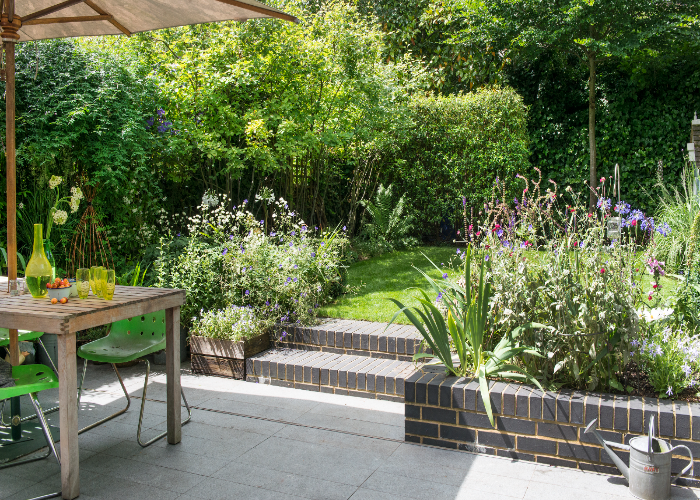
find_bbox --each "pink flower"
[600,177,605,182]
[523,188,528,193]
[600,268,605,274]
[457,230,460,235]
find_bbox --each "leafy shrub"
[155,194,349,328]
[477,171,673,392]
[190,306,262,341]
[385,86,530,232]
[357,184,417,255]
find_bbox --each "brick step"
[245,348,418,403]
[272,318,429,362]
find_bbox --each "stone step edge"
[245,348,418,403]
[271,319,431,359]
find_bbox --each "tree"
[456,0,700,210]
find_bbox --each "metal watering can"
[585,416,694,500]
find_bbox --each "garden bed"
[406,371,700,486]
[191,332,269,380]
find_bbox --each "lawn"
[319,246,460,324]
[320,246,680,324]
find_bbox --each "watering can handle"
[670,445,694,484]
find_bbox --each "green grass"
[320,246,460,324]
[320,246,681,324]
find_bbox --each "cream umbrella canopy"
[1,0,297,365]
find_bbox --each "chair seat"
[78,335,166,364]
[0,364,59,399]
[0,328,44,347]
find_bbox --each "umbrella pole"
[5,40,17,368]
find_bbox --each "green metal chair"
[0,364,62,500]
[0,329,60,427]
[76,311,191,447]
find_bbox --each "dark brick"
[423,407,457,424]
[629,397,644,433]
[579,463,622,475]
[558,442,600,461]
[644,398,659,436]
[693,406,700,441]
[675,402,691,439]
[415,374,435,404]
[377,393,403,403]
[578,427,622,444]
[318,329,327,346]
[517,436,557,455]
[556,391,572,423]
[601,449,629,467]
[538,422,578,441]
[498,416,536,435]
[378,334,387,352]
[614,396,629,432]
[423,438,458,449]
[542,391,557,421]
[671,456,696,475]
[585,394,600,425]
[387,335,397,353]
[309,328,319,345]
[441,425,476,443]
[295,382,320,392]
[659,399,674,437]
[404,337,414,355]
[405,405,421,420]
[570,393,585,424]
[427,374,444,406]
[404,372,421,403]
[319,386,334,394]
[406,420,439,438]
[269,379,294,388]
[451,379,468,409]
[464,381,479,411]
[352,331,362,350]
[516,387,530,418]
[537,456,577,469]
[599,394,615,429]
[347,389,374,399]
[497,450,535,462]
[491,382,508,414]
[502,384,517,416]
[440,377,461,408]
[360,333,370,351]
[529,389,543,420]
[479,430,515,449]
[458,411,494,429]
[405,434,421,444]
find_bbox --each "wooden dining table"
[0,281,186,499]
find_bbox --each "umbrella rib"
[21,0,84,23]
[83,0,131,36]
[24,15,110,25]
[214,0,298,23]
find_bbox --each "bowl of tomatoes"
[47,278,71,301]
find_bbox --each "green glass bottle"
[25,224,53,298]
[43,239,57,281]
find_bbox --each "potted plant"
[190,305,269,379]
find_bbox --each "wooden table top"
[0,282,185,334]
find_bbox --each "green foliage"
[386,86,529,228]
[389,246,544,425]
[155,195,349,328]
[358,184,417,255]
[653,167,700,272]
[190,306,262,342]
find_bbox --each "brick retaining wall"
[406,372,700,486]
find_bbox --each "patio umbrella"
[1,0,297,365]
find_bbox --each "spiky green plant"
[388,245,546,426]
[653,166,700,271]
[361,184,417,252]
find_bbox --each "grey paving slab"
[292,410,404,440]
[273,422,402,455]
[183,477,311,500]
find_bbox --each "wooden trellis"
[70,182,114,276]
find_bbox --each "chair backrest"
[108,310,166,341]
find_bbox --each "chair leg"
[0,394,54,470]
[77,359,131,435]
[137,359,191,448]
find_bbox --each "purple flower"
[666,386,673,396]
[485,255,489,261]
[291,231,296,236]
[245,290,250,296]
[281,331,288,338]
[342,226,347,231]
[294,264,298,269]
[293,277,298,282]
[614,201,631,215]
[270,232,276,237]
[229,235,234,240]
[243,199,248,204]
[157,108,165,117]
[656,222,671,237]
[311,252,316,258]
[442,273,448,279]
[436,292,443,302]
[222,248,228,256]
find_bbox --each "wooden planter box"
[190,332,269,380]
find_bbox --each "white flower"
[202,191,219,208]
[52,209,68,225]
[636,308,673,323]
[70,186,83,200]
[18,202,24,209]
[123,196,130,205]
[48,175,63,189]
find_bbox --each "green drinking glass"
[90,266,104,298]
[76,268,90,299]
[102,269,116,300]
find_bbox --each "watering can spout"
[585,419,630,480]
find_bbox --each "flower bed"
[405,372,700,486]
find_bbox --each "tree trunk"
[588,51,597,212]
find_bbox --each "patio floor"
[3,362,700,500]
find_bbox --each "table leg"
[166,306,181,444]
[58,331,79,499]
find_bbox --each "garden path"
[3,362,700,500]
